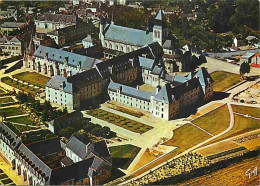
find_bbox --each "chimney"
[156,85,161,94]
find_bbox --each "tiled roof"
[34,45,102,70]
[108,82,151,102]
[103,23,153,46]
[195,67,213,93]
[46,76,72,94]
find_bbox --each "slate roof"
[67,68,102,90]
[83,35,93,43]
[36,13,77,24]
[103,23,153,47]
[108,82,151,102]
[66,135,91,159]
[0,122,21,149]
[93,141,110,158]
[48,111,83,128]
[34,45,102,70]
[48,23,89,36]
[138,56,155,70]
[0,22,25,28]
[46,76,72,93]
[195,67,214,92]
[50,157,95,184]
[155,10,164,20]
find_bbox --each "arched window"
[154,30,157,38]
[109,44,112,49]
[158,31,161,38]
[121,46,124,51]
[105,42,108,48]
[116,44,119,50]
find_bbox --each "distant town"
[0,0,259,185]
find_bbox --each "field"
[163,124,211,150]
[192,105,230,135]
[208,115,259,145]
[0,97,14,104]
[0,107,25,117]
[195,140,241,157]
[210,71,241,92]
[13,72,50,88]
[2,77,42,94]
[87,109,152,134]
[180,156,259,186]
[232,105,260,118]
[7,116,35,125]
[109,145,141,169]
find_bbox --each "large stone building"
[99,10,178,58]
[0,36,23,56]
[35,13,77,32]
[23,45,102,77]
[108,67,213,120]
[47,23,92,46]
[0,122,111,185]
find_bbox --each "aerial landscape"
[0,0,259,185]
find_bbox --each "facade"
[23,45,102,77]
[47,23,91,46]
[0,36,23,56]
[0,122,111,185]
[35,13,77,32]
[83,35,94,48]
[99,10,178,58]
[108,67,213,120]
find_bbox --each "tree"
[59,127,75,139]
[240,62,250,77]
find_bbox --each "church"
[99,10,179,59]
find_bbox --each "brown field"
[232,105,260,118]
[238,138,260,151]
[195,140,241,157]
[132,150,164,171]
[207,115,260,145]
[180,156,259,186]
[192,105,230,136]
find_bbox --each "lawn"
[210,71,241,92]
[163,124,211,150]
[0,107,25,117]
[0,97,14,104]
[2,77,42,95]
[109,145,141,169]
[7,116,35,125]
[87,109,152,134]
[139,84,155,93]
[232,105,260,118]
[209,115,260,144]
[192,105,230,136]
[13,72,50,88]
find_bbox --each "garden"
[0,97,15,104]
[2,77,42,95]
[0,106,25,117]
[86,109,152,134]
[13,72,50,88]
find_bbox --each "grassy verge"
[7,116,35,125]
[109,145,141,169]
[232,105,260,118]
[0,97,14,104]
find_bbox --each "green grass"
[7,116,35,125]
[2,77,42,95]
[0,107,25,117]
[192,105,230,136]
[232,105,260,118]
[13,72,50,88]
[210,71,241,92]
[0,97,14,104]
[163,124,211,150]
[87,109,153,134]
[109,145,141,169]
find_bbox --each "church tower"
[23,36,35,69]
[153,10,168,46]
[99,16,106,46]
